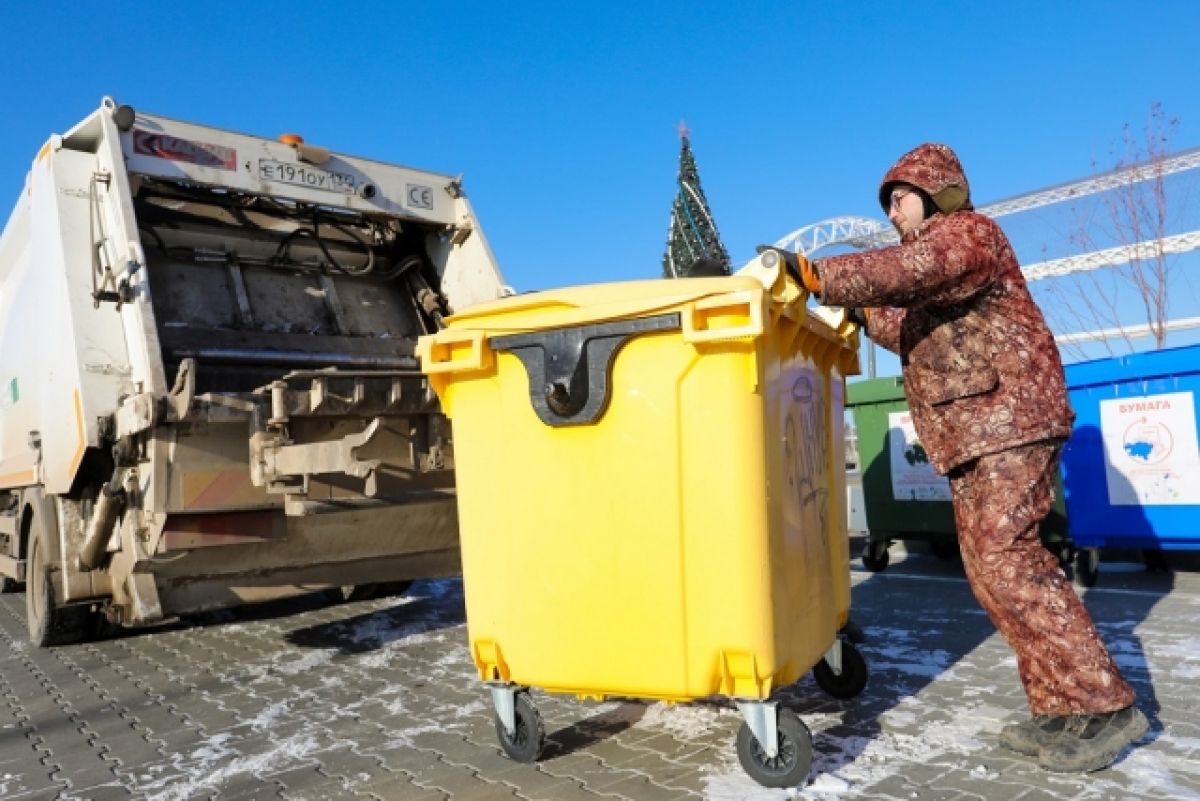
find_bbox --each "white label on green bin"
[887,411,951,501]
[1099,390,1199,505]
[0,377,15,409]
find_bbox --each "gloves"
[796,254,821,295]
[755,245,821,295]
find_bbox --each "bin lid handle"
[492,314,680,427]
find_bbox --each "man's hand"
[755,245,821,295]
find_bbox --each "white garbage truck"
[0,98,509,645]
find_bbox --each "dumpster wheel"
[813,641,868,700]
[930,539,959,560]
[495,691,545,763]
[1045,542,1074,572]
[1074,548,1100,588]
[736,708,812,788]
[862,539,890,572]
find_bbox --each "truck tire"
[0,502,18,592]
[25,510,89,647]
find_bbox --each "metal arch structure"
[1055,314,1200,346]
[979,144,1200,218]
[1025,230,1200,281]
[772,216,893,255]
[777,144,1200,280]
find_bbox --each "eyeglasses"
[889,188,914,211]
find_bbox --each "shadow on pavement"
[542,700,649,759]
[284,578,466,655]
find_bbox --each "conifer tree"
[662,123,731,278]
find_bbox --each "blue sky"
[2,1,1197,377]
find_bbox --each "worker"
[793,143,1148,772]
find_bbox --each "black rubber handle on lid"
[491,313,680,427]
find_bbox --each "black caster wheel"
[838,619,865,645]
[813,641,869,700]
[862,539,889,572]
[930,539,958,560]
[1142,549,1170,572]
[495,692,545,763]
[1075,548,1100,588]
[736,708,813,788]
[1045,542,1074,571]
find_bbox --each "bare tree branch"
[1053,102,1181,352]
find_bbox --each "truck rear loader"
[0,98,508,645]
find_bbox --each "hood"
[878,143,973,215]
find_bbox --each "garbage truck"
[0,97,510,645]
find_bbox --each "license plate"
[258,158,356,193]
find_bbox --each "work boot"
[1037,705,1149,773]
[998,714,1068,756]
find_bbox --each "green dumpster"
[847,376,1068,572]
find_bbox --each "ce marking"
[406,183,434,209]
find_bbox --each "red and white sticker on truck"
[133,130,236,171]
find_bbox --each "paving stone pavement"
[0,541,1196,800]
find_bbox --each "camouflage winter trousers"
[948,440,1135,716]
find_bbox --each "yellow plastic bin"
[417,250,864,787]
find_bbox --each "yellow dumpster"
[417,249,865,787]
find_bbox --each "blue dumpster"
[1061,343,1200,584]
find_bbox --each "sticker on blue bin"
[887,411,951,501]
[1099,391,1199,505]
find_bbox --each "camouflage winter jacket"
[817,144,1074,474]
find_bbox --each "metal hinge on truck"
[248,369,444,515]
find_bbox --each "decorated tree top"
[662,122,731,278]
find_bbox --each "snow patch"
[1084,745,1200,801]
[379,721,449,750]
[705,770,801,800]
[249,701,290,730]
[271,649,336,676]
[1159,637,1200,659]
[1158,731,1200,754]
[452,698,490,718]
[133,730,324,800]
[637,701,732,740]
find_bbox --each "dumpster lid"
[846,376,906,406]
[444,276,768,333]
[1064,342,1200,390]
